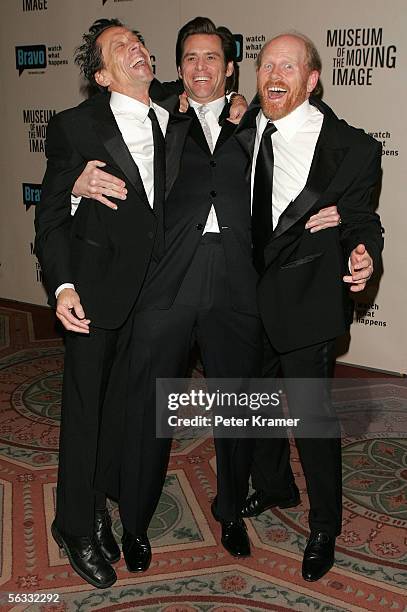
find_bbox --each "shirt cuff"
[55,283,75,298]
[70,194,81,216]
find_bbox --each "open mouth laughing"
[193,75,211,83]
[129,56,148,69]
[266,85,288,100]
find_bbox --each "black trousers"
[250,336,342,537]
[56,314,134,536]
[111,236,263,533]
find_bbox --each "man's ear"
[307,70,320,94]
[177,65,183,80]
[95,69,109,88]
[225,60,234,78]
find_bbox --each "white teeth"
[194,77,209,81]
[130,58,145,68]
[268,86,286,92]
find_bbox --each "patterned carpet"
[0,302,406,611]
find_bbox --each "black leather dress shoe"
[241,483,300,518]
[211,501,250,557]
[51,521,116,589]
[122,529,152,572]
[94,508,121,564]
[302,531,335,581]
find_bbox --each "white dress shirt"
[109,92,168,208]
[189,96,226,234]
[251,99,323,229]
[58,92,168,297]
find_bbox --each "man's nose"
[270,66,282,80]
[196,56,206,70]
[129,41,141,52]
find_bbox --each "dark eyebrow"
[183,50,221,58]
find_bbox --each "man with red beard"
[237,33,383,581]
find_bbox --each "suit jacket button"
[148,231,154,239]
[210,160,216,167]
[196,223,204,231]
[210,190,217,198]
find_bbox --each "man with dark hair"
[237,33,382,581]
[74,18,145,84]
[175,17,237,93]
[111,16,260,559]
[35,18,184,587]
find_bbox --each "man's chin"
[259,92,285,120]
[131,65,154,81]
[189,86,214,100]
[261,102,287,121]
[189,93,215,104]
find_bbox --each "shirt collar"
[110,91,153,122]
[258,99,315,142]
[189,96,226,120]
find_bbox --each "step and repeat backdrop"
[0,0,405,373]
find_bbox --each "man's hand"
[72,160,127,210]
[227,94,248,124]
[178,91,189,113]
[343,243,373,292]
[305,205,340,233]
[56,288,90,333]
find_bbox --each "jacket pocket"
[280,252,323,269]
[75,234,111,250]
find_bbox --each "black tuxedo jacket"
[135,98,258,315]
[236,96,383,352]
[35,91,187,329]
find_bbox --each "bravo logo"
[23,183,42,209]
[16,45,47,75]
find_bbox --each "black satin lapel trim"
[234,107,258,157]
[164,113,192,197]
[237,129,256,182]
[187,109,211,155]
[272,121,348,240]
[92,100,150,209]
[151,89,180,112]
[218,100,231,124]
[215,119,236,151]
[101,124,150,208]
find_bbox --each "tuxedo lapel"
[187,107,212,154]
[91,94,151,209]
[271,102,349,241]
[234,102,260,178]
[187,102,238,155]
[215,118,236,151]
[163,110,191,198]
[214,102,237,150]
